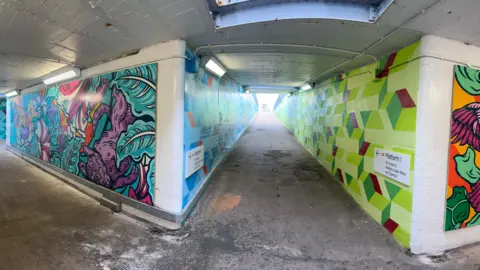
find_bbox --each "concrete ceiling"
[0,0,475,93]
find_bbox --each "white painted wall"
[411,35,480,254]
[7,40,187,214]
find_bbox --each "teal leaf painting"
[116,120,155,166]
[454,147,480,185]
[455,65,480,95]
[51,137,84,175]
[111,64,157,118]
[147,159,155,199]
[445,186,470,231]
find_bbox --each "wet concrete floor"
[0,113,478,269]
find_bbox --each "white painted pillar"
[154,41,186,214]
[411,35,480,254]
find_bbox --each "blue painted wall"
[0,98,5,140]
[183,67,257,209]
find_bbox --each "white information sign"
[186,146,204,178]
[373,148,411,186]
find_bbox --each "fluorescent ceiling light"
[43,67,81,85]
[5,90,19,97]
[205,58,227,77]
[300,83,312,91]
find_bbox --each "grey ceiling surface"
[0,0,475,92]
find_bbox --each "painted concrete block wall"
[0,99,5,140]
[8,64,157,205]
[182,67,257,209]
[275,41,421,247]
[410,35,480,254]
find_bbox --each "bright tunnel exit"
[255,93,279,113]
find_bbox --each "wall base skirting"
[7,145,181,230]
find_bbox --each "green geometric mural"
[275,41,420,248]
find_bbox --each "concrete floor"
[1,113,479,269]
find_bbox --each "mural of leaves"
[454,147,480,184]
[51,137,84,175]
[9,63,157,206]
[116,120,155,166]
[445,186,470,231]
[111,65,156,119]
[455,65,480,96]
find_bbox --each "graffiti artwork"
[9,64,157,205]
[445,65,480,230]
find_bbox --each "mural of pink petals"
[451,102,480,151]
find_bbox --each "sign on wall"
[373,148,411,186]
[186,146,204,178]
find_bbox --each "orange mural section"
[446,66,480,230]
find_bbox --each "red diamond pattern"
[383,218,399,233]
[337,169,344,183]
[396,88,416,108]
[370,173,382,195]
[332,146,338,156]
[359,142,370,156]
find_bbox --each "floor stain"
[211,194,242,213]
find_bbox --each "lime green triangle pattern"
[346,173,353,185]
[385,181,401,199]
[386,93,402,129]
[381,203,392,224]
[363,174,376,201]
[360,111,371,127]
[365,111,384,129]
[378,80,388,105]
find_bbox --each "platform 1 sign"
[186,146,204,178]
[373,148,410,186]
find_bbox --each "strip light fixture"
[43,67,81,85]
[5,90,19,97]
[300,83,312,91]
[205,57,227,77]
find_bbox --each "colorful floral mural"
[445,65,480,230]
[275,41,420,247]
[8,64,157,205]
[0,98,5,140]
[183,67,257,208]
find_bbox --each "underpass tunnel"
[2,1,480,267]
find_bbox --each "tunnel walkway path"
[0,114,471,269]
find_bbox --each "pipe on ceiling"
[194,43,378,62]
[0,52,73,65]
[303,0,447,85]
[296,52,480,96]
